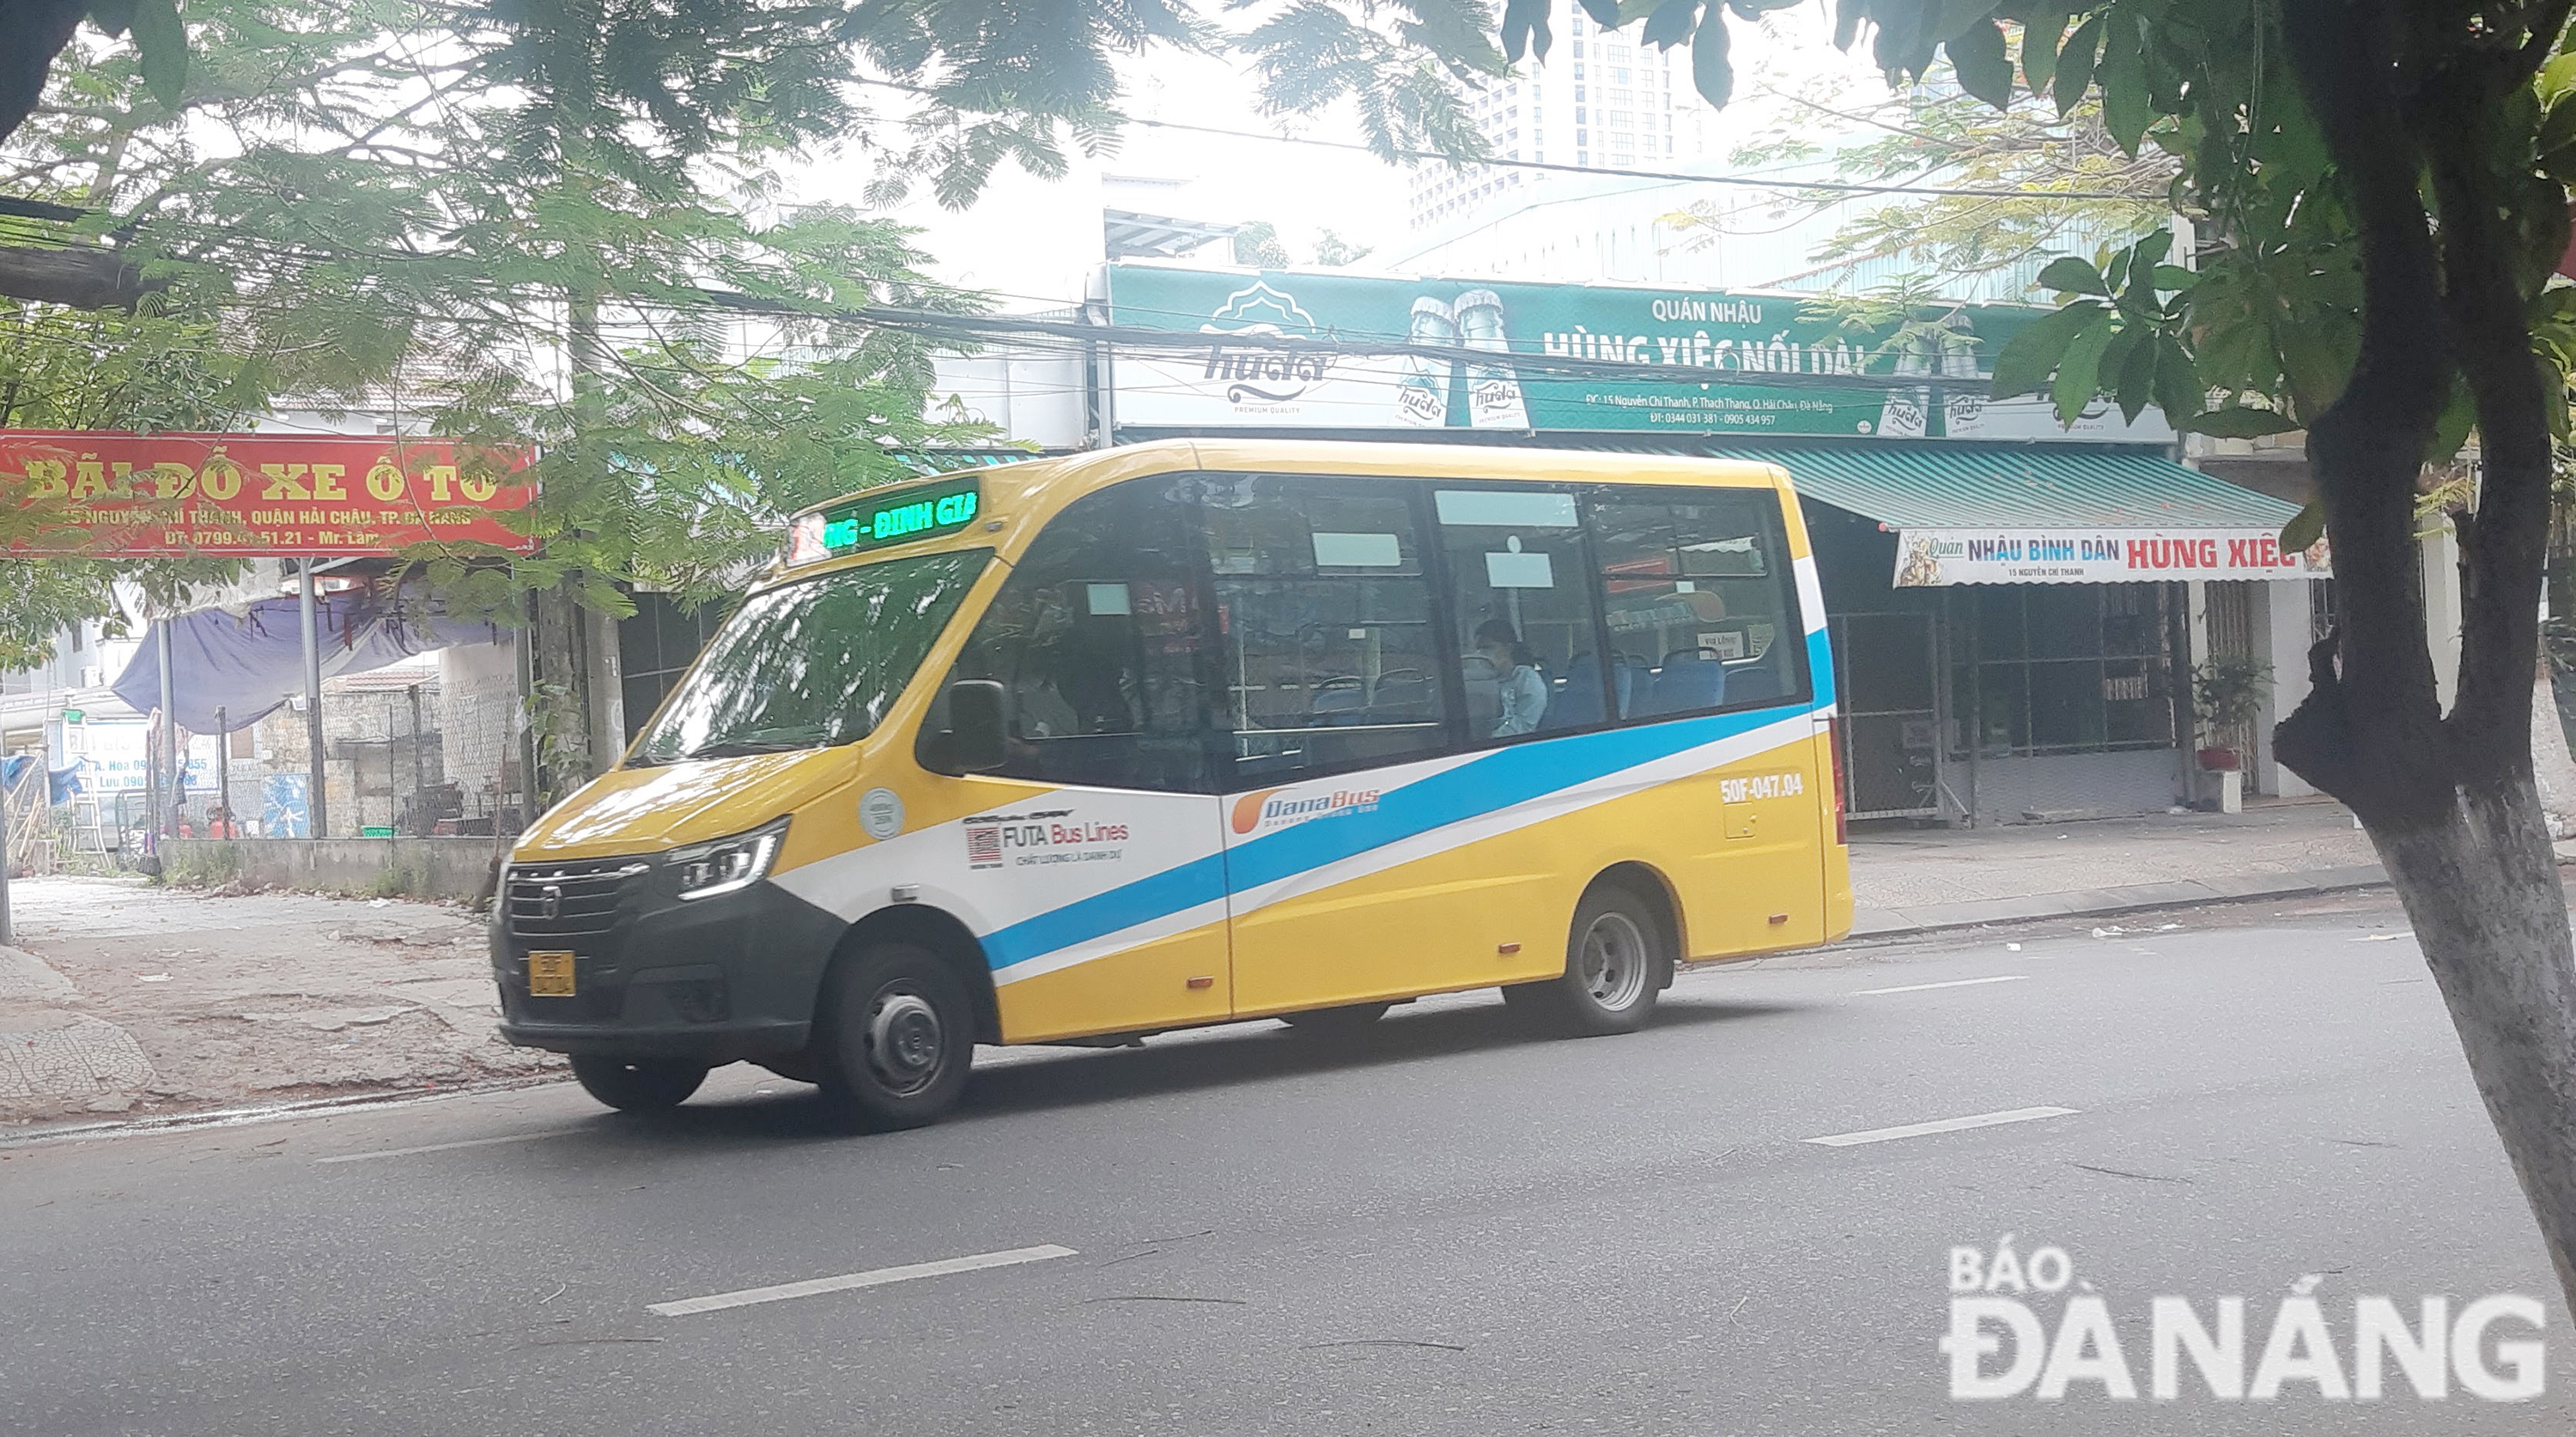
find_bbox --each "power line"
[1119,114,2142,203]
[838,76,2140,203]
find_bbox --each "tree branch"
[0,0,85,144]
[2425,83,2555,785]
[0,243,163,309]
[2500,0,2576,94]
[2271,0,2455,826]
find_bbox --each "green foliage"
[1232,221,1294,269]
[0,0,1512,664]
[2192,655,2273,733]
[1662,0,2575,473]
[1674,62,2172,294]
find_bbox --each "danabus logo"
[1229,785,1382,835]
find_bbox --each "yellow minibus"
[495,440,1852,1127]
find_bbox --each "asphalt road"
[3,890,2569,1435]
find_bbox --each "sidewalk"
[1851,798,2412,937]
[0,877,555,1126]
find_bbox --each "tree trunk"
[0,0,83,145]
[2372,781,2576,1302]
[2530,640,2576,836]
[528,585,595,803]
[2271,0,2576,1314]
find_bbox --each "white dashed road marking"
[1852,975,2030,996]
[1803,1106,2078,1148]
[649,1244,1080,1318]
[315,1131,557,1164]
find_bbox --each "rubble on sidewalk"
[0,876,560,1127]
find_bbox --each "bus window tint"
[1433,488,1606,738]
[1589,490,1807,716]
[1205,476,1451,783]
[945,481,1216,791]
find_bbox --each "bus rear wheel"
[570,1055,708,1112]
[1504,885,1668,1038]
[816,942,975,1132]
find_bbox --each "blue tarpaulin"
[112,591,507,735]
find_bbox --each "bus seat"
[1648,650,1726,714]
[1611,654,1638,718]
[1551,653,1607,727]
[1310,680,1367,724]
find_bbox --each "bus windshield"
[630,549,989,765]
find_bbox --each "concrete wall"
[161,837,502,902]
[1963,749,2184,827]
[439,640,521,814]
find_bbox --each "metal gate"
[2205,580,2261,794]
[1831,609,1947,819]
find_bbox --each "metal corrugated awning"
[1704,442,2300,531]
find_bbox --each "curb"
[0,1073,570,1151]
[1851,846,2576,940]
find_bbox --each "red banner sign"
[1,431,538,556]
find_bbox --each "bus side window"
[941,480,1218,792]
[1205,475,1453,785]
[1431,487,1604,741]
[1588,488,1808,718]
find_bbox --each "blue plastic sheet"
[111,591,507,734]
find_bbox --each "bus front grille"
[506,860,648,939]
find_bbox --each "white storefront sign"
[1894,529,2332,586]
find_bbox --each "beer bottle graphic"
[1399,296,1456,427]
[1454,288,1530,429]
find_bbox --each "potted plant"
[2191,655,2273,771]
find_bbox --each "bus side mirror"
[946,680,1008,773]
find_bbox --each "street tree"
[1666,58,2174,292]
[0,305,264,668]
[1534,0,2576,1304]
[1,0,1508,783]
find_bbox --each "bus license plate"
[527,951,577,997]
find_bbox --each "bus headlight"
[667,818,788,901]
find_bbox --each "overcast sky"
[783,5,1895,307]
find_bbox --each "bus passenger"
[1476,619,1546,737]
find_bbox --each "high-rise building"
[1406,11,1719,232]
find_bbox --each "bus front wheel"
[570,1055,709,1112]
[1504,886,1668,1038]
[817,942,975,1132]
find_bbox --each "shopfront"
[1095,261,2323,824]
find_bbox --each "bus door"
[1207,476,1531,1013]
[937,480,1235,1042]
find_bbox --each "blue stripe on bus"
[980,701,1813,973]
[981,852,1231,973]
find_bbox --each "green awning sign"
[787,476,981,566]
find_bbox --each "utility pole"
[214,705,231,838]
[301,559,329,838]
[157,617,178,834]
[408,683,423,834]
[0,752,15,946]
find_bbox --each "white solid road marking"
[314,1131,556,1165]
[649,1244,1079,1318]
[1803,1106,2079,1148]
[1853,975,2029,996]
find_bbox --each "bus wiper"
[683,737,819,759]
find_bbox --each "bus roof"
[769,439,1796,588]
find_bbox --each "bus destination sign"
[787,476,981,566]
